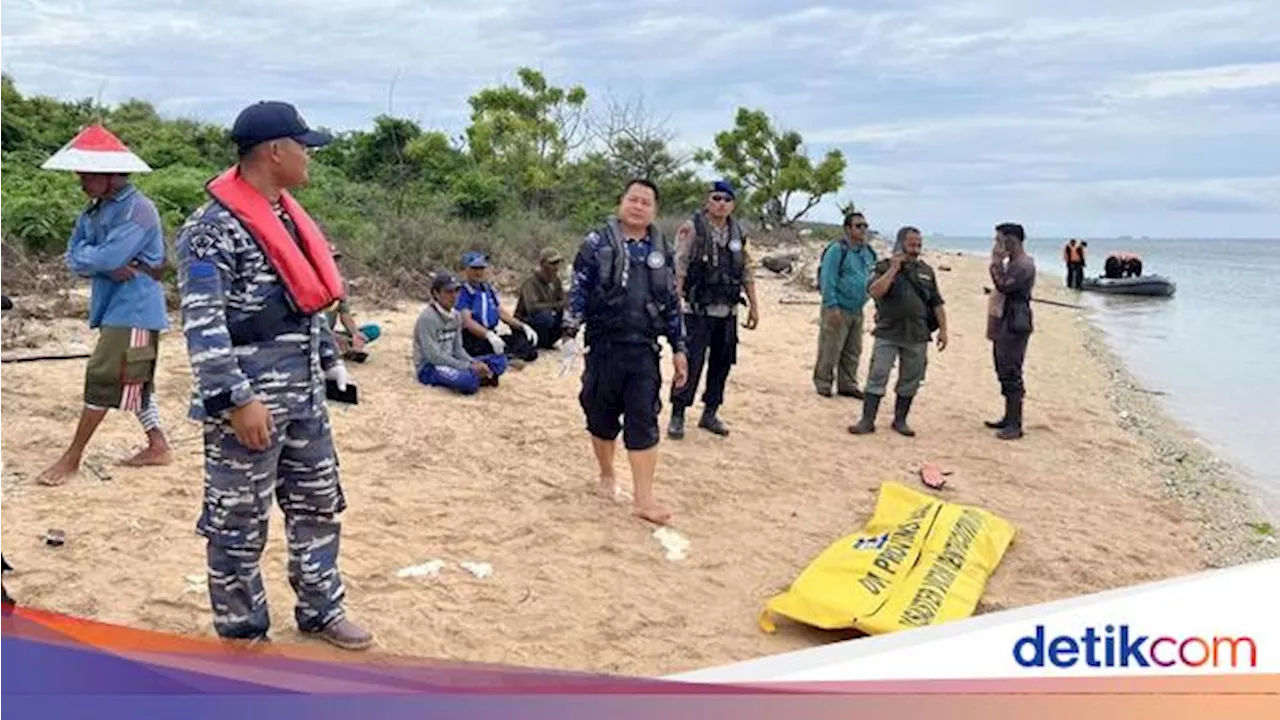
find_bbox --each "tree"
[465,67,588,209]
[700,108,846,227]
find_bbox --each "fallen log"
[1,352,93,365]
[981,287,1084,310]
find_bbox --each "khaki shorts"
[83,327,160,411]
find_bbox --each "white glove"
[522,324,538,347]
[485,330,506,355]
[325,363,349,391]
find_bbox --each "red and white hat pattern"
[41,124,152,174]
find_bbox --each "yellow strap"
[758,608,778,634]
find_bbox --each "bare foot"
[36,456,80,486]
[633,503,673,526]
[118,444,173,467]
[591,477,630,504]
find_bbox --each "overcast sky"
[4,0,1278,238]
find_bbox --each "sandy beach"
[1,247,1275,676]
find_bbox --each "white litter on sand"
[458,561,493,579]
[183,574,204,594]
[652,527,691,562]
[395,560,446,579]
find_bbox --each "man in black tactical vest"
[667,180,760,439]
[563,179,689,526]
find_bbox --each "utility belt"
[227,294,313,346]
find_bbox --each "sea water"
[932,235,1280,518]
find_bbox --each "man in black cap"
[668,180,758,439]
[414,271,506,394]
[174,100,373,650]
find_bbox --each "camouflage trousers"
[196,412,347,639]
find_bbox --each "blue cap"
[461,251,488,269]
[231,101,333,152]
[711,179,736,200]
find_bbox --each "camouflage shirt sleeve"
[663,242,687,354]
[741,232,755,287]
[673,220,696,279]
[176,221,256,417]
[565,232,600,332]
[317,309,341,371]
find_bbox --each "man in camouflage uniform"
[175,101,372,650]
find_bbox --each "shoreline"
[1078,321,1277,565]
[0,250,1275,675]
[933,243,1278,552]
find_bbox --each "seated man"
[326,245,380,362]
[514,247,567,350]
[413,272,506,394]
[456,251,540,362]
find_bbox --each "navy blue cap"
[431,271,461,293]
[231,101,333,152]
[711,179,736,200]
[461,251,488,269]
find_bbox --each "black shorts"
[579,342,662,451]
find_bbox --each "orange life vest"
[206,167,345,315]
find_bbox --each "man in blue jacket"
[35,125,173,486]
[813,211,878,398]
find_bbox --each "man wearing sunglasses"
[668,180,759,439]
[814,211,878,398]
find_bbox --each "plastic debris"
[557,338,581,379]
[652,527,691,562]
[396,560,446,579]
[458,561,493,579]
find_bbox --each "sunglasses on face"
[853,223,868,229]
[710,194,733,203]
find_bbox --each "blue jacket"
[65,185,169,331]
[456,282,502,331]
[819,238,877,311]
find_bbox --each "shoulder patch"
[188,260,218,280]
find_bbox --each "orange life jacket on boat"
[206,166,345,315]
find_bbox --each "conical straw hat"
[41,124,152,174]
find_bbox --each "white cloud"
[2,0,1278,236]
[1104,62,1280,100]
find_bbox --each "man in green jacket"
[814,211,878,398]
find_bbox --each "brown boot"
[309,617,374,651]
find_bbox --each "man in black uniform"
[564,179,688,525]
[985,223,1037,440]
[668,180,760,439]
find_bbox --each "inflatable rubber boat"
[1081,274,1176,297]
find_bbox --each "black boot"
[698,406,730,436]
[891,395,916,437]
[668,406,686,440]
[848,394,882,434]
[984,396,1012,429]
[996,395,1024,440]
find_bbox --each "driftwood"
[981,287,1084,310]
[0,352,93,365]
[779,297,821,306]
[761,252,801,274]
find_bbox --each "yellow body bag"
[760,482,1017,635]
